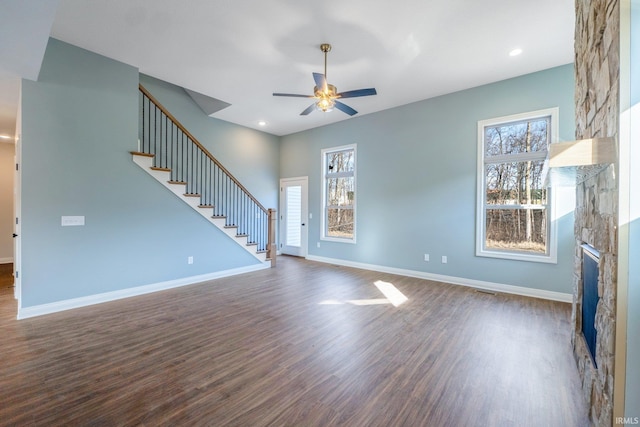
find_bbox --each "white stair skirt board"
[306,255,572,303]
[132,153,267,263]
[17,263,269,319]
[0,257,14,264]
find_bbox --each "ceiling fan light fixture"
[314,82,337,112]
[316,97,335,112]
[314,84,337,98]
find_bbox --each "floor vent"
[475,289,497,295]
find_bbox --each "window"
[322,144,356,242]
[476,108,558,263]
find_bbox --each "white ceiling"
[0,0,575,138]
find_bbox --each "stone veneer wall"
[572,0,620,426]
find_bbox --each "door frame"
[13,130,21,302]
[279,176,308,257]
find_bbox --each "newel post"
[267,208,277,267]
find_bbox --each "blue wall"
[280,64,576,294]
[19,39,279,308]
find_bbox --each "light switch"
[61,216,85,226]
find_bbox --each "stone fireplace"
[572,0,620,425]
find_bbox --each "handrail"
[139,83,275,259]
[138,84,267,213]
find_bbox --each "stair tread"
[168,180,187,185]
[130,151,154,157]
[183,193,201,197]
[150,166,171,172]
[198,204,214,208]
[224,225,238,229]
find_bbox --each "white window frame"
[476,108,559,263]
[321,144,357,244]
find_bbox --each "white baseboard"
[17,262,270,319]
[305,255,572,303]
[0,257,14,264]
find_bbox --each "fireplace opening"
[581,243,600,368]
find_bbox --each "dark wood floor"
[0,263,13,289]
[0,256,589,426]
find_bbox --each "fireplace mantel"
[543,137,616,187]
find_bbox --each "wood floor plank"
[0,256,589,426]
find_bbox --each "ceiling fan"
[273,43,377,116]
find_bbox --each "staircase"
[132,85,275,265]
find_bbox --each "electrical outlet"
[441,256,448,264]
[424,254,429,262]
[188,256,193,264]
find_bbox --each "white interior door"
[280,177,308,257]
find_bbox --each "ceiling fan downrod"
[320,43,331,81]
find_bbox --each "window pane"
[485,160,547,205]
[485,208,547,253]
[323,144,356,242]
[327,177,355,207]
[326,149,355,174]
[327,208,354,239]
[285,185,301,247]
[484,117,550,157]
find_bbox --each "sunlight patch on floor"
[318,299,344,305]
[318,280,408,307]
[374,280,408,307]
[347,298,390,306]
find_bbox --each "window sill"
[321,236,357,244]
[476,249,557,264]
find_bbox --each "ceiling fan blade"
[334,101,358,116]
[313,72,328,92]
[273,93,315,98]
[300,103,317,116]
[337,88,377,98]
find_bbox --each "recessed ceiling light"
[258,120,267,126]
[509,48,523,57]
